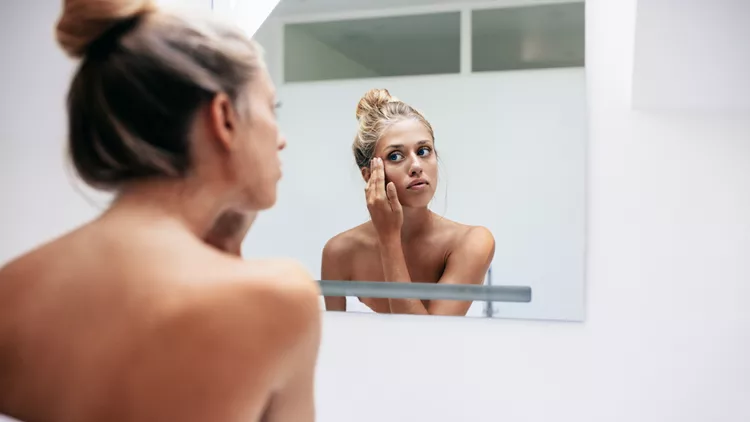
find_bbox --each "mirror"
[224,0,587,320]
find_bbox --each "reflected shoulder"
[465,225,495,242]
[322,223,372,259]
[458,225,496,257]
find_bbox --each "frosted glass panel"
[284,13,461,82]
[472,3,585,72]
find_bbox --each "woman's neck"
[401,206,435,240]
[103,177,234,240]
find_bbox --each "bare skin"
[0,69,322,421]
[322,120,495,316]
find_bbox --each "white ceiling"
[274,0,582,17]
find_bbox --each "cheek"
[247,115,279,154]
[258,114,278,142]
[426,158,439,176]
[382,165,400,186]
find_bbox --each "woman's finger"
[374,158,386,199]
[365,159,375,204]
[386,182,402,213]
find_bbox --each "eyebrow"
[384,140,432,151]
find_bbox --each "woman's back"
[0,213,321,422]
[0,0,322,418]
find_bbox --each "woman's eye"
[418,147,431,156]
[388,152,403,161]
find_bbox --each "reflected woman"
[321,89,496,316]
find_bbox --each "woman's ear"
[361,166,371,182]
[208,92,238,152]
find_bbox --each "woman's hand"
[365,157,402,241]
[204,210,257,256]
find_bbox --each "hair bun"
[356,88,400,121]
[55,0,157,59]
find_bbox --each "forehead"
[377,119,433,151]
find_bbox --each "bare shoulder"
[130,258,322,419]
[440,219,495,257]
[322,223,374,262]
[0,230,321,421]
[457,225,496,266]
[461,225,495,246]
[186,257,321,339]
[242,258,322,318]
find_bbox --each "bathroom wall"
[309,1,750,421]
[1,1,748,422]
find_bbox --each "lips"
[407,179,429,189]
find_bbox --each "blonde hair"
[353,89,435,169]
[55,0,264,190]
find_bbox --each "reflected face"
[234,69,287,210]
[373,119,437,208]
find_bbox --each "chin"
[258,193,277,210]
[399,186,435,205]
[242,188,277,211]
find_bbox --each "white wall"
[0,1,101,265]
[631,0,750,112]
[312,1,750,422]
[243,69,587,322]
[2,1,750,422]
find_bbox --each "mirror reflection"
[319,88,497,317]
[242,0,588,320]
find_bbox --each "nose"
[278,133,287,151]
[408,153,423,176]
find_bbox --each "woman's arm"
[321,238,348,312]
[425,227,495,316]
[380,227,494,316]
[363,158,424,313]
[365,158,495,315]
[378,235,428,315]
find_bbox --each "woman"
[321,89,496,316]
[0,1,321,421]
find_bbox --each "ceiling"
[274,0,582,17]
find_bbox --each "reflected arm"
[381,227,495,316]
[379,236,429,315]
[426,227,495,316]
[321,239,348,312]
